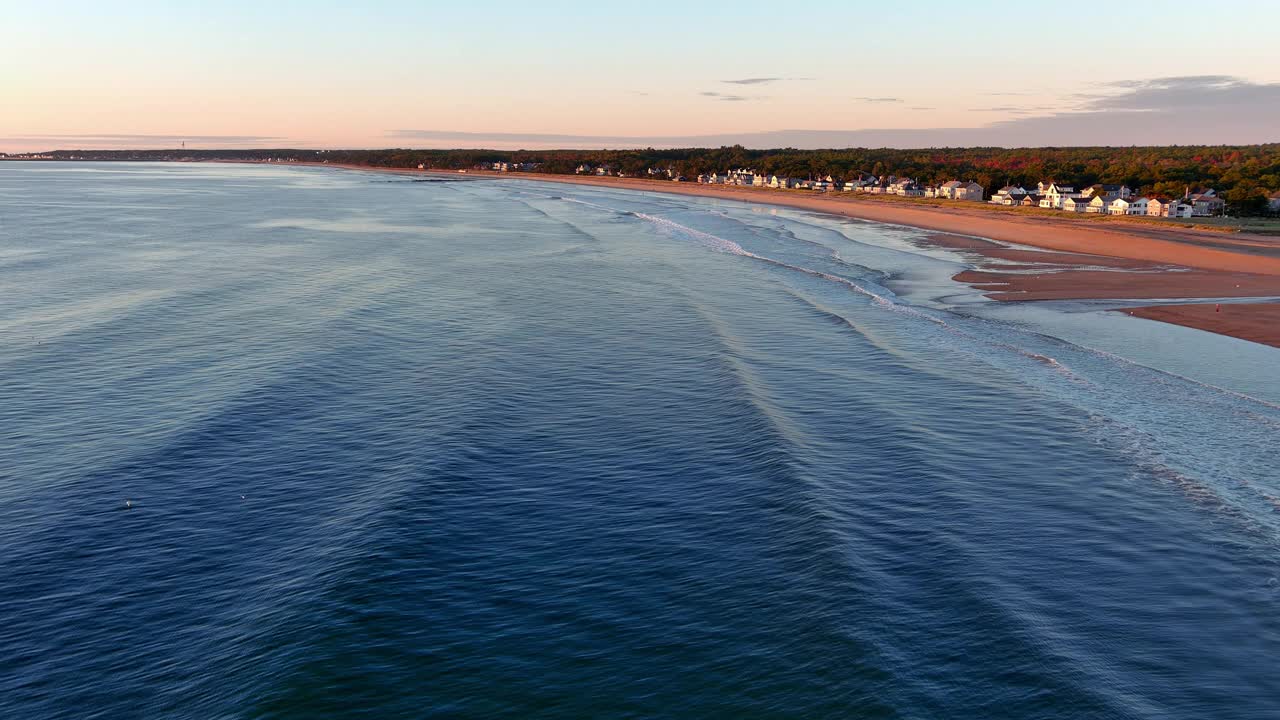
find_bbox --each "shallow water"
[2,163,1278,719]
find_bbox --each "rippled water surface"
[2,163,1278,719]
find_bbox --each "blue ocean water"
[1,162,1278,719]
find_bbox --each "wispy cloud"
[721,76,812,85]
[722,77,781,85]
[910,107,935,111]
[853,97,902,103]
[700,91,752,102]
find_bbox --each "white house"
[1122,197,1151,215]
[1108,197,1147,215]
[937,180,983,200]
[894,180,925,197]
[1062,196,1092,213]
[990,185,1028,205]
[1086,196,1111,213]
[1039,182,1080,209]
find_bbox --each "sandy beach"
[276,162,1280,347]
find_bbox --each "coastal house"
[889,178,917,196]
[938,180,984,201]
[894,180,924,197]
[1269,191,1280,212]
[1062,196,1092,213]
[1148,198,1193,218]
[1087,184,1133,201]
[863,178,890,194]
[1021,194,1044,207]
[1146,198,1174,217]
[991,185,1028,205]
[1038,182,1080,209]
[1086,196,1111,213]
[1187,190,1225,216]
[575,164,592,174]
[1108,197,1145,215]
[1121,197,1151,215]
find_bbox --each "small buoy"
[125,500,132,509]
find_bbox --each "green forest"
[24,144,1280,214]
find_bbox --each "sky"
[4,0,1280,151]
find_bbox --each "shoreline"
[255,161,1280,347]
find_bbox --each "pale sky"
[4,0,1280,151]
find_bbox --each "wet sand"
[1128,304,1280,348]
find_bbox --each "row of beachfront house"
[686,170,990,201]
[570,163,1248,216]
[990,181,1225,217]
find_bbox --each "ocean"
[2,162,1278,719]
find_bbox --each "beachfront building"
[1038,182,1080,209]
[1021,194,1044,207]
[1062,196,1091,213]
[1119,197,1151,215]
[888,178,919,196]
[862,178,890,194]
[990,185,1029,205]
[938,180,985,201]
[1107,197,1146,215]
[1146,198,1175,217]
[1187,190,1225,216]
[1086,196,1111,213]
[1086,184,1133,201]
[1269,191,1280,212]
